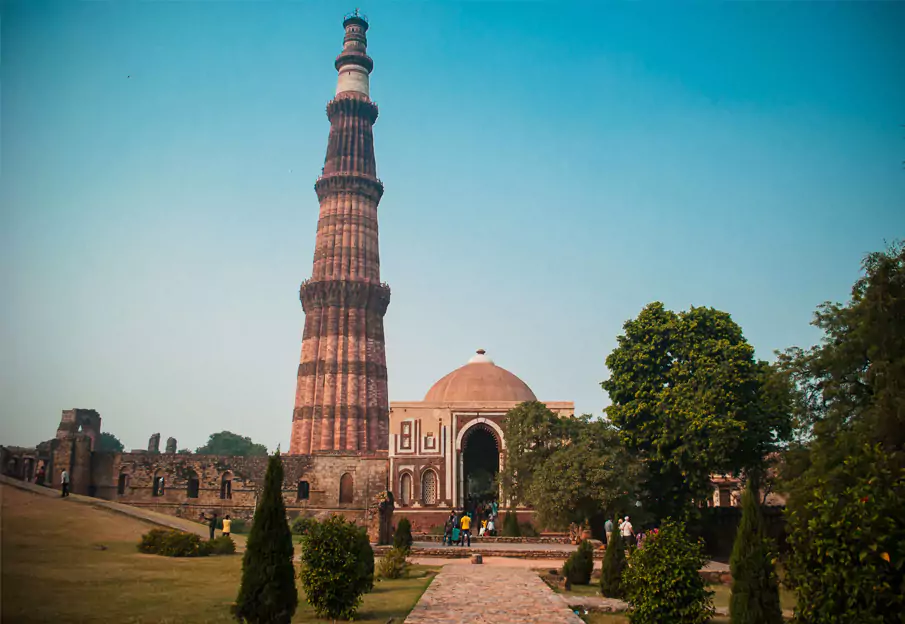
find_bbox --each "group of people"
[442,501,499,547]
[604,515,636,546]
[199,512,232,539]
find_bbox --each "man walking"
[60,469,70,497]
[605,517,614,545]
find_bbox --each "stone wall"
[94,450,388,526]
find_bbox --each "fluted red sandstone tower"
[290,11,390,455]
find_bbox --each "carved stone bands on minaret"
[315,173,384,203]
[300,280,391,316]
[327,97,378,124]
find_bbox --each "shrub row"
[137,528,236,557]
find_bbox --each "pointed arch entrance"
[458,421,501,509]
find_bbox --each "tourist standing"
[459,512,472,547]
[442,511,456,546]
[201,512,218,540]
[604,517,614,544]
[222,515,231,538]
[60,469,70,497]
[620,516,634,547]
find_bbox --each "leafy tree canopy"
[196,431,267,457]
[97,432,125,452]
[527,417,645,529]
[500,401,574,505]
[779,240,905,473]
[501,404,644,529]
[602,303,792,521]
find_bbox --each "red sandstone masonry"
[290,18,389,455]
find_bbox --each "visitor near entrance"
[222,515,231,537]
[60,469,70,497]
[459,512,472,546]
[443,510,456,546]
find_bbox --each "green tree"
[500,401,573,505]
[196,431,267,457]
[729,485,782,624]
[623,520,714,624]
[779,242,905,624]
[602,303,792,520]
[600,517,627,598]
[562,539,595,585]
[393,517,413,552]
[299,517,374,620]
[97,432,125,452]
[527,418,644,529]
[232,452,297,624]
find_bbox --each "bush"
[393,517,413,551]
[291,515,316,537]
[600,518,627,598]
[299,516,375,620]
[785,445,905,624]
[562,539,595,585]
[354,525,375,592]
[377,547,409,580]
[502,510,521,537]
[519,521,539,537]
[729,486,782,624]
[623,519,714,624]
[427,524,445,536]
[233,453,298,624]
[137,528,209,557]
[208,535,237,555]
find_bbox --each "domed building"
[388,350,573,528]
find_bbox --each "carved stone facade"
[387,351,574,531]
[289,12,390,456]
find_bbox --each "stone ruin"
[165,437,177,454]
[148,433,160,453]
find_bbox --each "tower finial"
[336,11,373,98]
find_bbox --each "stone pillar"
[148,433,160,453]
[165,437,177,454]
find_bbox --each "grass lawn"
[1,485,436,623]
[562,579,796,623]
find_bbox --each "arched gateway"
[388,350,574,528]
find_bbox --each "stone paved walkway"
[404,564,583,624]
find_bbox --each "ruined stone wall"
[94,451,388,525]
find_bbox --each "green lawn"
[1,485,436,623]
[560,578,796,623]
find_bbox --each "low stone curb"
[413,534,571,545]
[374,545,605,560]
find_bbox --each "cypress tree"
[729,485,782,624]
[502,509,521,537]
[232,452,297,624]
[393,517,413,551]
[600,517,627,598]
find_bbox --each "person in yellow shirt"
[222,515,232,538]
[459,513,472,547]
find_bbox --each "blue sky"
[3,1,903,452]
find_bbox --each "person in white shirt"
[620,516,634,546]
[60,469,70,497]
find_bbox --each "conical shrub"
[502,509,521,537]
[729,485,782,624]
[600,517,627,598]
[232,452,297,624]
[393,517,413,552]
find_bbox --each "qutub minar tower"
[290,11,391,455]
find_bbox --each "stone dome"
[424,350,537,403]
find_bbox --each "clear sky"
[3,1,903,452]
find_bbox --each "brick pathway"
[404,564,583,624]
